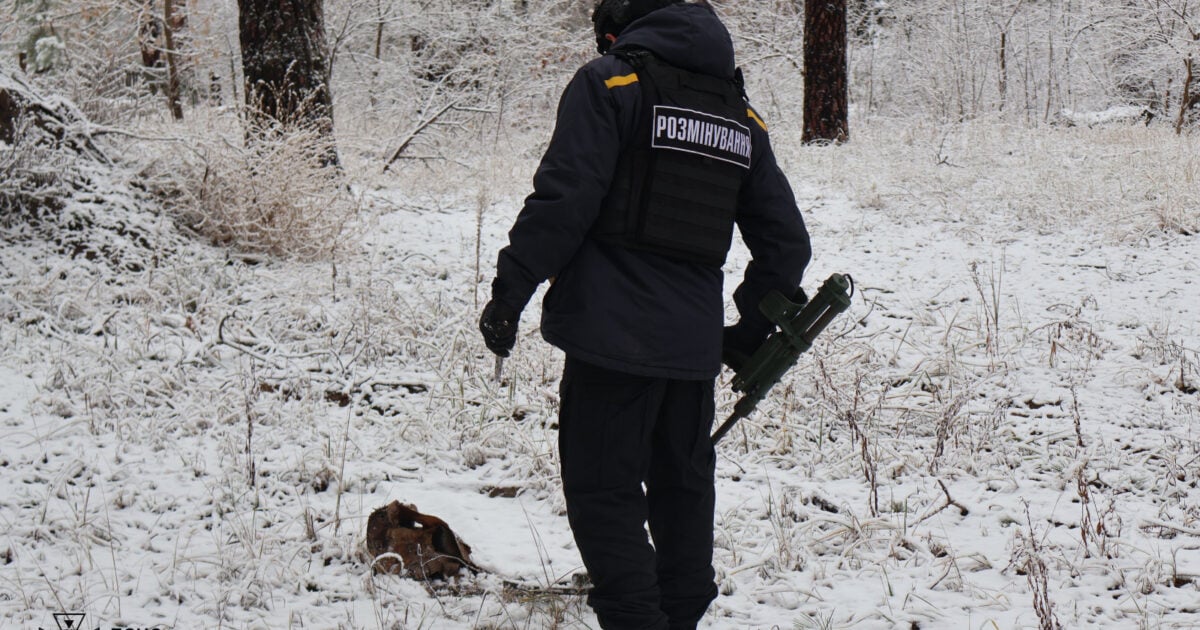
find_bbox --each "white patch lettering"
[650,105,752,169]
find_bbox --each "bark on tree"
[237,0,338,166]
[163,0,184,121]
[139,0,162,69]
[1176,55,1195,135]
[802,0,849,144]
[999,31,1008,112]
[139,0,186,119]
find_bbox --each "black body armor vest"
[594,50,753,266]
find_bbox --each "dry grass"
[777,118,1200,240]
[142,111,362,261]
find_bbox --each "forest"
[2,1,1199,628]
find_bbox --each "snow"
[2,118,1199,630]
[1057,107,1151,127]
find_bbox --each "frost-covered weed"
[0,113,69,219]
[780,120,1200,240]
[139,110,362,261]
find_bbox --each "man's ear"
[605,33,618,44]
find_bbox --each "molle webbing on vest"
[639,148,742,262]
[594,50,751,266]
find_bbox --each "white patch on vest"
[650,105,752,169]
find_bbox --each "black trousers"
[558,357,720,630]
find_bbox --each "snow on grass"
[2,118,1199,629]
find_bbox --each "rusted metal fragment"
[366,501,475,579]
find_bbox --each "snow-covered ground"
[2,119,1198,629]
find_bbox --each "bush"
[159,116,361,261]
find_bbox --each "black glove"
[722,324,760,373]
[479,299,520,357]
[722,287,807,372]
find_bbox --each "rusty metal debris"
[365,501,476,579]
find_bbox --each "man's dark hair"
[592,0,683,54]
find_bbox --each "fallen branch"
[914,480,971,526]
[1140,518,1200,537]
[501,579,589,597]
[382,99,462,173]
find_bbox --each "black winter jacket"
[492,3,811,380]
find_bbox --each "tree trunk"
[803,0,849,144]
[999,30,1008,112]
[237,0,338,166]
[139,0,162,70]
[1176,56,1194,135]
[163,0,184,120]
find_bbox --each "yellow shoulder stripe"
[747,108,768,131]
[603,72,765,130]
[604,73,639,89]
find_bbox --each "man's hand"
[479,299,520,357]
[722,325,758,373]
[723,287,807,372]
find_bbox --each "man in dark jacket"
[479,1,811,627]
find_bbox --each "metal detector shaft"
[712,273,854,445]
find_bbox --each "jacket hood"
[609,3,736,78]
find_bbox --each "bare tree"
[237,0,338,166]
[163,0,184,120]
[803,0,849,143]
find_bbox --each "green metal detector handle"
[711,273,854,445]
